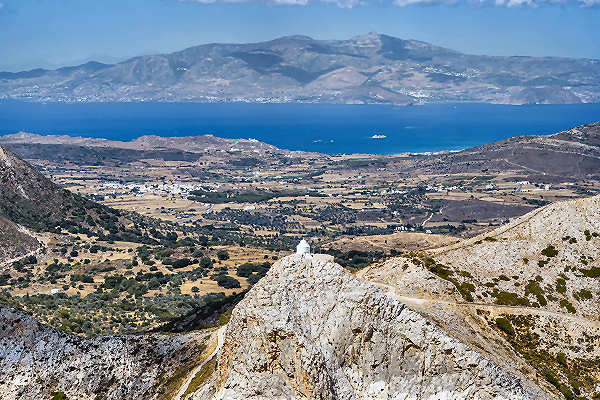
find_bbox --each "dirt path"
[430,204,548,255]
[173,325,226,400]
[421,212,434,227]
[0,248,42,269]
[502,158,546,175]
[357,267,600,329]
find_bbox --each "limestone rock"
[194,254,552,400]
[0,308,207,400]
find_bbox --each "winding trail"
[421,212,434,227]
[430,204,549,255]
[502,157,546,175]
[0,248,42,269]
[357,266,600,329]
[173,325,227,400]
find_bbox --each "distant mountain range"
[1,33,599,105]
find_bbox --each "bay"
[1,101,599,154]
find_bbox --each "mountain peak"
[349,31,383,47]
[278,34,314,41]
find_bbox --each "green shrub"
[495,291,530,306]
[217,250,230,260]
[543,370,560,388]
[495,317,514,335]
[214,275,241,289]
[580,267,600,278]
[560,299,576,314]
[525,280,547,306]
[556,278,567,294]
[199,257,213,268]
[171,258,193,269]
[541,245,559,257]
[51,392,69,400]
[575,289,592,300]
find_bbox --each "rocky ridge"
[190,253,551,400]
[0,307,209,400]
[0,215,40,263]
[0,132,280,154]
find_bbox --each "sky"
[0,0,598,71]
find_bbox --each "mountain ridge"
[2,33,599,105]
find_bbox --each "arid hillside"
[0,145,169,242]
[190,195,600,400]
[414,121,600,179]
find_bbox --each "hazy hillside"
[2,122,599,181]
[1,33,599,105]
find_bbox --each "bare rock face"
[194,254,551,400]
[0,308,207,400]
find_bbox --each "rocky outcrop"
[0,308,207,400]
[192,254,552,400]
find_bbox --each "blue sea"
[0,101,599,154]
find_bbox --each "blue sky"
[0,0,598,71]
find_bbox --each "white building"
[296,239,311,256]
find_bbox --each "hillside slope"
[1,196,599,399]
[361,194,600,399]
[429,194,600,319]
[414,121,600,179]
[1,33,599,105]
[0,145,165,242]
[0,215,39,263]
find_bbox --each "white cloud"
[321,0,364,8]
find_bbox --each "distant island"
[1,33,599,105]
